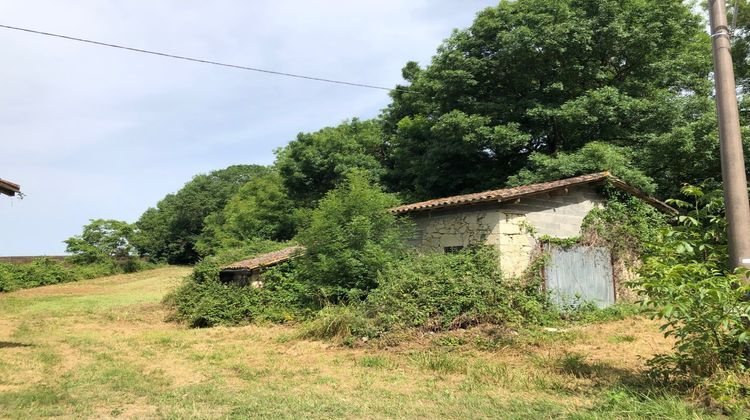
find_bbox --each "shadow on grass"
[555,351,671,390]
[0,341,34,349]
[551,356,716,417]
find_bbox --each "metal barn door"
[544,245,614,308]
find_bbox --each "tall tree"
[382,0,712,200]
[64,219,135,264]
[275,119,386,207]
[133,165,269,264]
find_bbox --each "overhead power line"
[0,23,397,92]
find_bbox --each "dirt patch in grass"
[564,318,673,372]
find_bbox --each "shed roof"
[391,172,676,215]
[0,179,21,197]
[221,245,304,272]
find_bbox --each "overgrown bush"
[296,170,410,302]
[165,263,314,328]
[164,241,314,327]
[362,246,548,334]
[298,305,372,342]
[582,188,667,257]
[636,184,750,379]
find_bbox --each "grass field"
[0,267,727,418]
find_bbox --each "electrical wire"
[0,23,401,92]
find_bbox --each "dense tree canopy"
[128,0,750,265]
[507,142,656,193]
[64,219,135,264]
[382,0,712,200]
[275,119,386,207]
[196,171,297,256]
[133,165,269,264]
[730,0,750,92]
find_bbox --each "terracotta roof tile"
[221,245,304,271]
[391,172,676,215]
[0,178,20,197]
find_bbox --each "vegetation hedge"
[0,257,155,292]
[363,247,548,333]
[164,240,314,327]
[168,245,559,335]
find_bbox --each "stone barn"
[219,173,673,308]
[219,245,303,287]
[391,172,674,307]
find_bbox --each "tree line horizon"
[69,0,750,265]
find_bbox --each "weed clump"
[298,305,371,342]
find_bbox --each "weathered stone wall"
[407,185,604,276]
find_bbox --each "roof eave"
[0,179,21,197]
[606,178,677,214]
[391,173,677,215]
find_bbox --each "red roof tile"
[391,172,676,215]
[221,245,304,271]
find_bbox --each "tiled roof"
[221,245,304,271]
[0,179,20,197]
[391,172,676,215]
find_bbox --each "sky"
[0,0,498,256]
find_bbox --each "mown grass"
[0,267,729,418]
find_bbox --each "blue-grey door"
[544,245,614,308]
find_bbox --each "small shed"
[219,245,304,287]
[392,172,674,307]
[0,179,21,197]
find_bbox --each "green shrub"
[164,279,254,327]
[165,253,315,328]
[582,189,666,257]
[636,184,750,379]
[363,246,548,334]
[20,258,76,287]
[701,372,750,414]
[296,170,410,302]
[298,305,371,342]
[118,257,148,273]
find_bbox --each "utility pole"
[709,0,750,272]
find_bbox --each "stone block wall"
[407,185,604,276]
